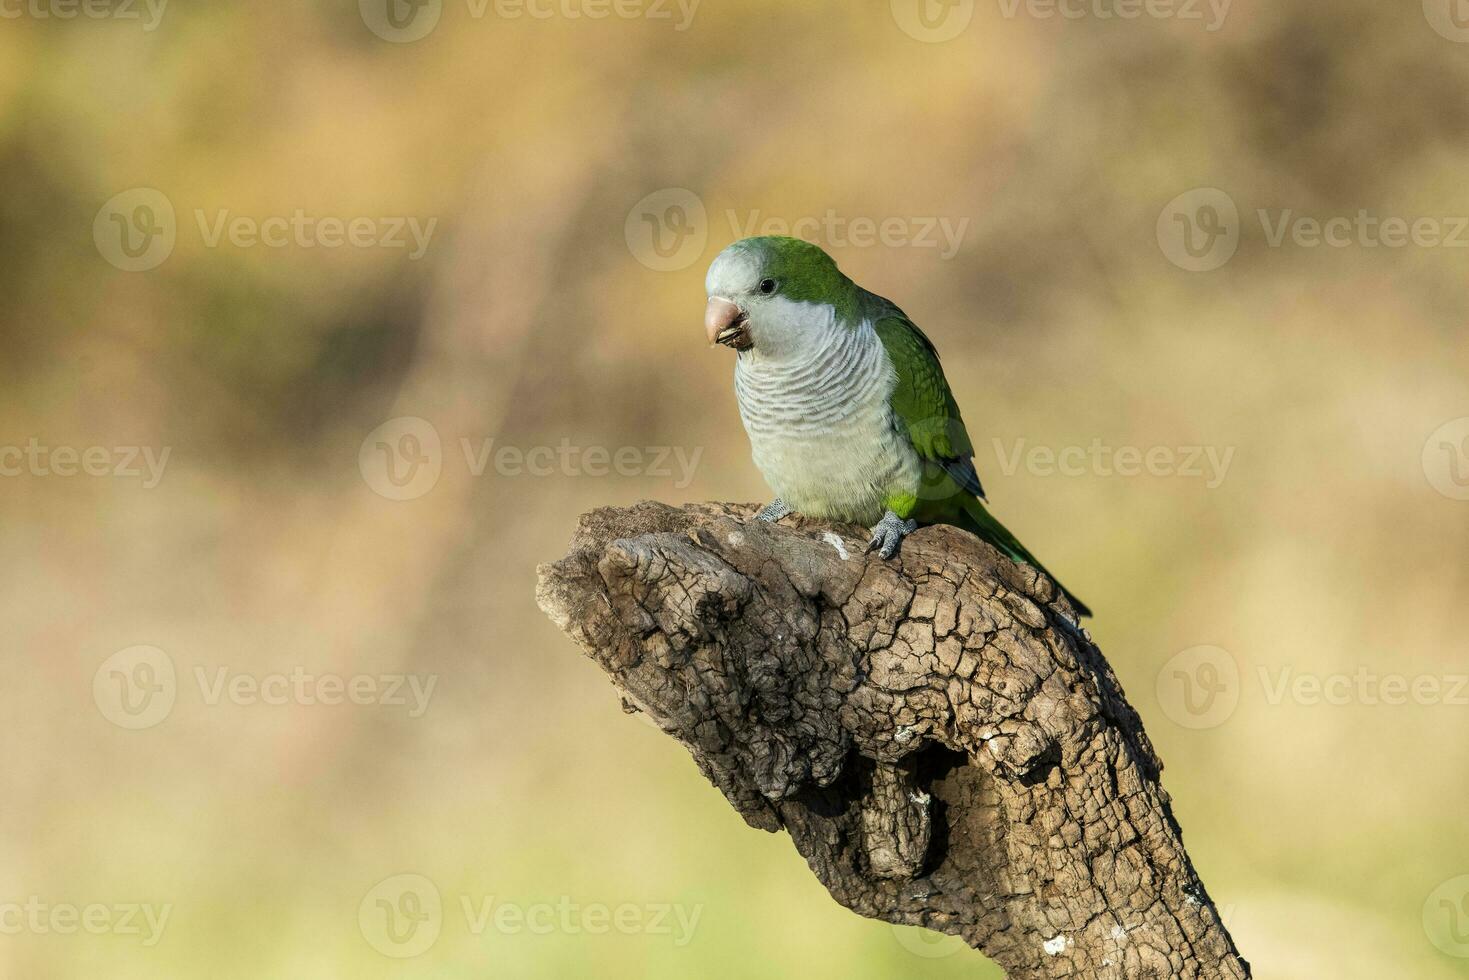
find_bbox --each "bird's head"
[704,236,859,356]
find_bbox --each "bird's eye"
[758,278,778,295]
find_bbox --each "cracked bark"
[536,501,1250,979]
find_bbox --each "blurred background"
[2,0,1468,976]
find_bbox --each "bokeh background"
[3,0,1469,976]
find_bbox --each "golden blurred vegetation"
[2,0,1468,976]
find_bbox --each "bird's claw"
[756,498,792,523]
[866,511,917,560]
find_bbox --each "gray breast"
[733,323,919,522]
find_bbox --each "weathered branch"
[536,501,1250,979]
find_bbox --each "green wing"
[872,308,1092,617]
[873,312,985,500]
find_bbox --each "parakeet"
[704,235,1091,618]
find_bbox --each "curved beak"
[705,296,752,350]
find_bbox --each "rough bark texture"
[536,501,1250,979]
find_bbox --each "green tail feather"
[954,497,1092,618]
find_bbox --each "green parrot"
[704,235,1090,617]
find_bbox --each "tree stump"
[536,501,1250,979]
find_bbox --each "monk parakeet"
[704,235,1091,617]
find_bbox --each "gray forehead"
[705,246,762,296]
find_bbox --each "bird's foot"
[866,511,918,560]
[755,498,792,523]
